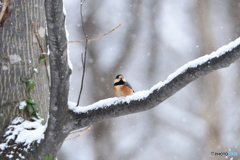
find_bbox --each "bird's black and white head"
[114,74,126,86]
[113,74,134,96]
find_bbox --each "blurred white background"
[58,0,240,159]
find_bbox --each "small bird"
[113,74,134,97]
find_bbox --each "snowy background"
[58,0,240,160]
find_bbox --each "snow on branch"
[68,37,240,129]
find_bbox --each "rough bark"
[32,0,72,159]
[0,0,49,159]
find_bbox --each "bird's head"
[114,74,126,84]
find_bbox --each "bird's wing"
[125,81,134,92]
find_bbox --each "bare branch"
[68,38,240,130]
[68,125,91,135]
[32,20,44,53]
[81,52,84,66]
[0,0,12,27]
[65,126,91,141]
[68,23,122,43]
[76,0,88,106]
[31,20,50,87]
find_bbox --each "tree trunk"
[0,0,49,159]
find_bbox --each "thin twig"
[65,126,91,141]
[69,23,121,43]
[76,0,88,106]
[31,20,44,53]
[81,53,84,66]
[31,20,51,88]
[0,0,12,27]
[0,0,9,22]
[68,125,91,135]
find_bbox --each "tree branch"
[31,20,51,88]
[0,0,12,27]
[68,38,240,130]
[45,0,71,127]
[68,23,121,43]
[76,0,88,106]
[33,0,72,159]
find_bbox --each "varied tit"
[113,74,134,97]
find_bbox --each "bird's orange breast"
[113,83,133,97]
